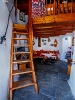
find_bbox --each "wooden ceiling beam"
[33,32,67,37]
[34,34,60,37]
[33,26,74,30]
[33,23,74,29]
[33,23,74,27]
[34,30,73,34]
[34,29,74,32]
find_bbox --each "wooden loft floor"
[32,13,75,37]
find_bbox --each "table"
[41,53,56,59]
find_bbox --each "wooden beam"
[33,13,75,24]
[34,27,74,31]
[33,24,74,30]
[34,34,61,37]
[33,30,73,36]
[34,30,73,33]
[33,23,74,27]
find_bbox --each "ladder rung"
[12,38,28,40]
[12,69,34,75]
[12,79,35,90]
[12,52,30,54]
[13,32,28,35]
[12,60,32,64]
[12,44,29,47]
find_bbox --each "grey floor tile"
[13,60,74,100]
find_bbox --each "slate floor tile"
[13,60,75,100]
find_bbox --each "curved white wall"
[0,0,12,100]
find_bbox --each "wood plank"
[34,34,60,37]
[33,22,74,27]
[12,60,31,64]
[34,30,73,34]
[13,24,27,28]
[13,24,27,32]
[34,32,66,35]
[34,28,74,32]
[33,24,74,29]
[34,28,74,31]
[12,38,28,40]
[13,32,28,35]
[12,69,33,75]
[12,52,30,54]
[12,44,29,47]
[12,79,35,90]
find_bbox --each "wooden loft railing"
[45,0,75,16]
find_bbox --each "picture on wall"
[19,11,26,22]
[38,38,41,47]
[48,38,51,42]
[42,39,44,42]
[72,37,74,46]
[43,42,46,45]
[65,37,68,40]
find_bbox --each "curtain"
[32,0,46,18]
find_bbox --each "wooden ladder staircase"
[9,24,38,100]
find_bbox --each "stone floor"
[13,59,75,100]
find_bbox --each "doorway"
[61,36,72,62]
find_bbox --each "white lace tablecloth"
[41,53,56,59]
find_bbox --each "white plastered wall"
[0,0,12,100]
[33,36,62,59]
[68,31,75,99]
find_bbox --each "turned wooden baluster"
[53,0,56,15]
[46,0,47,15]
[50,0,51,15]
[62,0,64,13]
[66,0,68,13]
[58,0,60,14]
[71,0,73,13]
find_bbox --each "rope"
[0,5,14,44]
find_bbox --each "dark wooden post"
[28,0,33,59]
[71,0,73,13]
